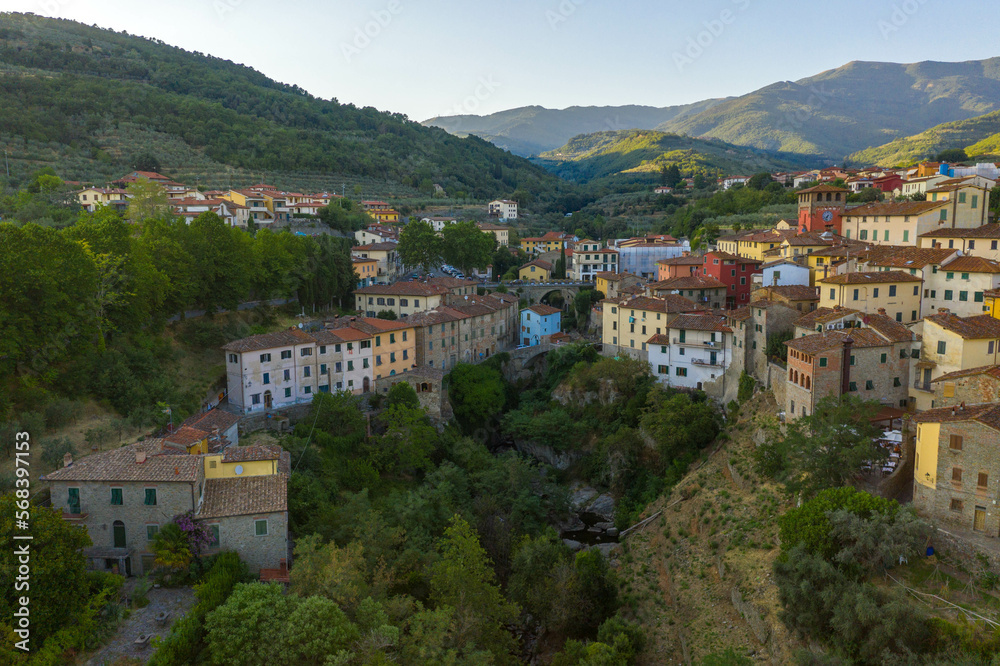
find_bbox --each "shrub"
[44,398,83,430]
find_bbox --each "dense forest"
[0,13,569,202]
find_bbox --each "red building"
[701,251,762,308]
[796,184,848,234]
[656,253,703,280]
[872,173,905,193]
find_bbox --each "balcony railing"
[691,359,722,367]
[913,381,933,392]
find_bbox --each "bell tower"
[797,184,848,234]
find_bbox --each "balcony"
[63,510,88,521]
[913,380,933,393]
[691,359,722,367]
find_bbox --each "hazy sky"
[9,0,1000,120]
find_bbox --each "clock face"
[822,211,834,222]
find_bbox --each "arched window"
[805,376,811,390]
[113,520,126,549]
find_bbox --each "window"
[303,366,311,378]
[390,333,396,344]
[950,434,963,450]
[944,289,954,301]
[280,350,292,360]
[959,291,969,302]
[144,488,157,506]
[400,299,408,307]
[657,365,668,375]
[830,288,836,300]
[893,377,901,387]
[940,209,948,222]
[676,367,688,377]
[976,292,985,303]
[283,369,290,381]
[110,488,123,505]
[209,524,220,548]
[251,394,261,405]
[301,348,312,357]
[950,499,963,512]
[254,519,268,536]
[979,473,989,489]
[259,353,271,363]
[320,364,327,374]
[889,285,897,297]
[347,361,354,371]
[873,288,879,298]
[990,341,996,355]
[304,386,312,394]
[146,524,159,541]
[937,341,947,355]
[284,387,291,398]
[848,381,857,392]
[67,487,80,514]
[865,380,874,390]
[376,336,381,347]
[819,357,828,367]
[228,353,238,363]
[850,355,856,366]
[319,346,326,354]
[953,467,963,483]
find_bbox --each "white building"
[570,239,619,281]
[647,314,732,391]
[422,217,458,232]
[758,258,811,288]
[488,200,518,220]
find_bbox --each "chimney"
[939,308,950,315]
[877,308,886,315]
[841,334,855,396]
[952,406,957,415]
[136,450,147,464]
[63,452,73,468]
[174,467,179,475]
[960,401,966,411]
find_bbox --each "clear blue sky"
[10,0,1000,121]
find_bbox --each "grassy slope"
[849,109,1000,166]
[535,130,803,185]
[619,391,796,664]
[0,13,563,199]
[657,59,1000,160]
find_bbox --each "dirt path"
[86,587,196,665]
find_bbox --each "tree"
[693,173,709,190]
[747,172,773,190]
[129,151,161,173]
[661,164,682,188]
[186,212,254,311]
[125,179,170,223]
[936,148,968,163]
[554,247,567,279]
[398,220,443,271]
[430,516,518,660]
[778,487,900,560]
[205,583,297,666]
[442,221,496,276]
[760,395,887,498]
[375,309,397,320]
[279,596,360,665]
[0,497,93,646]
[371,403,439,475]
[385,381,420,411]
[447,363,506,433]
[290,535,370,610]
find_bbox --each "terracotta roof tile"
[197,474,287,519]
[657,256,704,266]
[911,403,1000,432]
[845,201,946,217]
[222,444,284,463]
[354,283,449,296]
[521,259,554,271]
[649,276,726,291]
[526,304,561,316]
[669,314,732,333]
[42,440,201,483]
[222,328,316,353]
[862,313,916,343]
[861,246,957,269]
[919,224,1000,239]
[931,365,1000,383]
[757,285,820,301]
[818,270,922,285]
[794,307,860,328]
[941,256,1000,274]
[925,313,1000,339]
[785,328,890,354]
[182,409,240,434]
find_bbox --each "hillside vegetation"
[651,59,1000,160]
[0,13,565,200]
[849,109,1000,166]
[535,130,802,186]
[423,101,728,157]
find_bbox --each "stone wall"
[51,478,200,575]
[208,510,288,574]
[238,402,314,435]
[768,363,788,411]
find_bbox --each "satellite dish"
[234,465,244,476]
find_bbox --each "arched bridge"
[484,280,596,307]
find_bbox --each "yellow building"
[223,189,273,223]
[353,257,378,287]
[519,259,553,283]
[77,187,130,212]
[600,294,704,359]
[817,270,923,323]
[365,319,417,379]
[844,185,990,246]
[910,311,1000,410]
[351,242,400,282]
[203,447,284,479]
[477,223,510,247]
[372,210,400,223]
[521,232,570,254]
[987,289,1000,319]
[732,229,798,261]
[918,224,1000,261]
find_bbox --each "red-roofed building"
[701,251,762,308]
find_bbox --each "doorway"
[264,390,273,409]
[974,506,987,532]
[113,520,126,548]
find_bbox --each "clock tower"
[797,184,848,234]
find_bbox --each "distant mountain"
[656,59,1000,160]
[536,130,804,186]
[0,13,564,199]
[848,110,1000,166]
[422,101,727,157]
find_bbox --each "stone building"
[404,293,518,370]
[910,311,1000,411]
[928,365,1000,409]
[745,299,803,382]
[374,366,450,419]
[783,313,917,420]
[42,440,290,576]
[600,294,706,361]
[913,402,1000,537]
